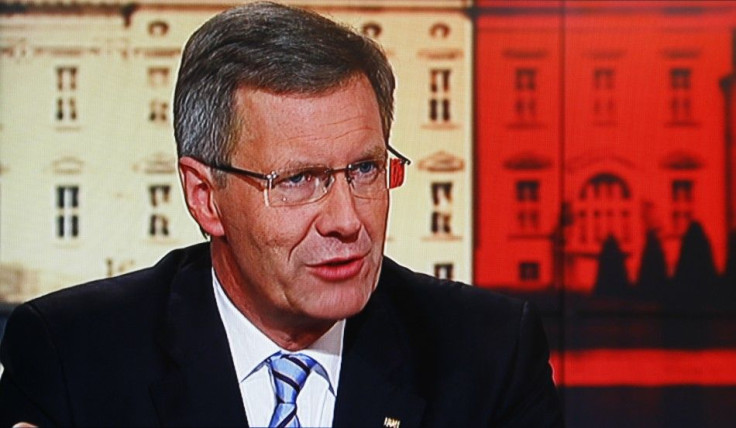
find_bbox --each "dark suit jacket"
[0,243,562,427]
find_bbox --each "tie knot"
[267,352,317,405]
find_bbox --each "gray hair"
[173,1,395,169]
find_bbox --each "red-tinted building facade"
[474,1,735,293]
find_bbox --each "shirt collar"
[212,270,344,394]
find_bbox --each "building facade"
[474,1,735,292]
[0,0,473,302]
[327,5,474,283]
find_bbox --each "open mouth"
[308,256,365,281]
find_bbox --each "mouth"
[307,255,366,282]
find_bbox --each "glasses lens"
[268,167,329,206]
[265,155,405,206]
[348,158,390,199]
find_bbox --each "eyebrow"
[360,144,389,160]
[271,143,388,172]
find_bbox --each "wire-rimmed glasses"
[207,145,411,207]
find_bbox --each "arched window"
[148,20,169,37]
[361,22,382,38]
[429,23,450,39]
[575,173,632,247]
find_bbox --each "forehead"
[232,76,385,167]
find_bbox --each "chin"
[305,285,374,321]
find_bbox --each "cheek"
[218,194,286,258]
[362,199,389,236]
[255,209,318,262]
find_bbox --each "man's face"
[211,75,389,330]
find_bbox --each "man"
[0,2,563,426]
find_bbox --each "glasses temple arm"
[208,163,272,181]
[387,144,411,165]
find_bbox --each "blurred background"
[1,0,735,426]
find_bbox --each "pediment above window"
[566,153,634,173]
[504,151,552,170]
[134,152,176,175]
[51,156,83,175]
[417,151,465,173]
[660,151,704,170]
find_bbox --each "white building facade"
[0,0,473,302]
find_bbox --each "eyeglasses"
[207,145,411,207]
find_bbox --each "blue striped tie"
[267,352,317,428]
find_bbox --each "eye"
[276,169,317,188]
[353,160,380,175]
[288,172,308,184]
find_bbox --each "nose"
[314,174,362,240]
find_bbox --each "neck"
[210,239,335,351]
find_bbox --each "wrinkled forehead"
[228,76,385,168]
[230,73,378,136]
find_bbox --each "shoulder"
[27,243,209,316]
[374,257,544,369]
[4,243,211,348]
[377,257,528,327]
[372,258,561,426]
[0,243,212,425]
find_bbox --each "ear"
[178,156,225,237]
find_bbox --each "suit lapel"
[147,248,424,427]
[334,268,426,428]
[149,247,248,427]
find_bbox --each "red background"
[473,2,736,425]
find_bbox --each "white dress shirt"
[213,271,344,427]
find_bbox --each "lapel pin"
[383,417,401,428]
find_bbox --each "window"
[149,100,168,123]
[594,68,615,90]
[671,68,691,89]
[672,179,693,202]
[149,184,171,237]
[575,173,632,247]
[434,263,454,280]
[671,179,693,234]
[593,68,615,123]
[55,66,78,123]
[148,20,170,37]
[514,68,537,124]
[147,67,170,87]
[516,180,539,201]
[361,22,382,38]
[431,182,453,235]
[429,68,451,123]
[515,180,540,232]
[105,258,135,278]
[56,185,79,239]
[670,68,692,123]
[429,23,450,39]
[148,67,170,124]
[519,261,540,282]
